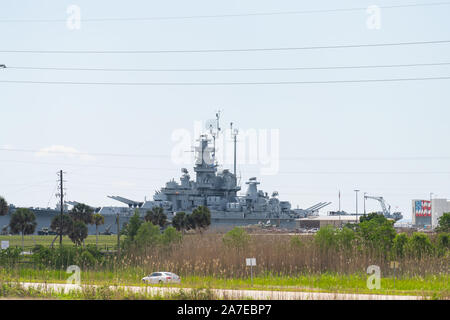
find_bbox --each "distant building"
[296,215,362,229]
[412,198,450,229]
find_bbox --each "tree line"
[0,195,212,249]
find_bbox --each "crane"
[364,195,403,221]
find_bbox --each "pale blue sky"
[1,1,450,220]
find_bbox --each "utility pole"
[364,192,367,216]
[57,170,66,246]
[430,192,434,217]
[354,189,360,223]
[116,211,120,257]
[338,190,341,212]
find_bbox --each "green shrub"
[161,227,182,246]
[0,247,21,266]
[336,227,356,250]
[393,233,409,258]
[436,233,450,256]
[79,250,96,267]
[437,233,449,248]
[222,227,250,249]
[123,210,143,241]
[357,216,396,253]
[314,225,337,250]
[135,222,161,247]
[31,246,53,267]
[436,213,450,233]
[85,244,103,259]
[408,233,433,258]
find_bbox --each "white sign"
[1,241,9,250]
[246,258,256,266]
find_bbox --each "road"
[17,282,423,300]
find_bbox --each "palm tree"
[69,203,94,247]
[0,196,8,216]
[172,212,187,234]
[144,207,167,227]
[92,213,105,248]
[9,208,37,250]
[69,203,94,224]
[69,221,88,247]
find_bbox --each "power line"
[6,62,450,73]
[1,40,449,54]
[0,2,449,23]
[2,147,450,161]
[0,147,167,158]
[0,159,178,171]
[1,160,450,175]
[0,76,449,86]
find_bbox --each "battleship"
[1,115,332,234]
[104,114,331,229]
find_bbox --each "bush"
[393,233,409,258]
[0,247,21,266]
[336,227,356,250]
[222,227,250,249]
[161,227,182,246]
[437,233,449,249]
[357,216,396,253]
[135,222,161,247]
[435,233,450,257]
[79,250,96,267]
[408,233,433,258]
[123,210,143,241]
[85,244,103,260]
[31,245,53,267]
[30,245,104,269]
[436,213,450,233]
[314,225,337,250]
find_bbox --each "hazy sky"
[1,0,450,221]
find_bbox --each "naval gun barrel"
[305,202,332,212]
[314,202,332,211]
[108,196,144,208]
[306,202,326,211]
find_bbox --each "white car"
[142,272,181,284]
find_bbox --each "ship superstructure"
[112,115,332,228]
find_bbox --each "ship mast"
[230,122,239,177]
[209,110,221,165]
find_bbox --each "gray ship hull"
[166,210,298,229]
[0,210,134,236]
[210,216,297,229]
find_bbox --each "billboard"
[414,200,431,217]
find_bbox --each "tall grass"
[116,234,448,279]
[0,233,448,296]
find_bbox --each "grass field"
[0,235,118,250]
[0,233,448,299]
[1,268,448,298]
